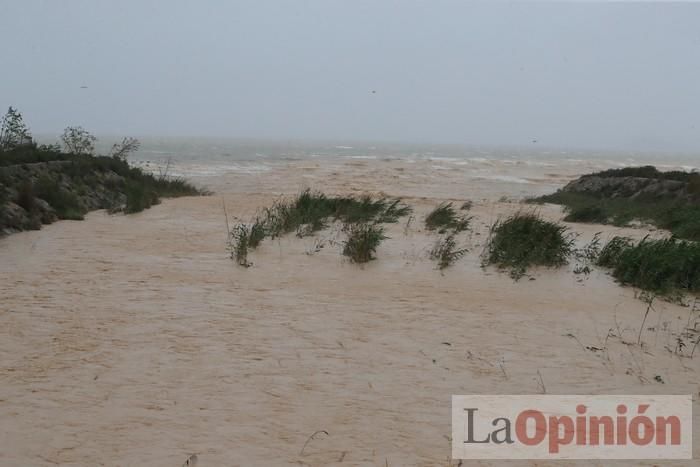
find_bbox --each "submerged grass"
[425,202,471,233]
[596,236,700,295]
[342,223,387,263]
[430,233,468,270]
[484,212,575,279]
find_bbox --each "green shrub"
[342,223,386,263]
[124,181,159,214]
[425,202,470,233]
[536,167,700,241]
[563,204,607,223]
[596,236,700,294]
[689,173,700,197]
[484,212,575,279]
[430,233,468,270]
[15,180,36,212]
[596,236,633,268]
[34,176,84,220]
[583,165,696,182]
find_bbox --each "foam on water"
[127,138,697,180]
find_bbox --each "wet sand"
[0,158,698,466]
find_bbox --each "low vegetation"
[229,190,411,266]
[535,166,700,241]
[577,165,700,183]
[229,224,253,267]
[425,202,470,233]
[430,233,468,270]
[0,107,202,235]
[256,190,410,240]
[596,236,700,295]
[484,212,575,279]
[541,191,700,241]
[34,175,84,220]
[342,222,387,263]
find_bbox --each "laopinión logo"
[452,395,692,459]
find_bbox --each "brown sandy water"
[0,158,698,466]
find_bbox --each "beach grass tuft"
[425,202,471,233]
[596,236,700,295]
[234,189,411,258]
[430,233,468,270]
[342,222,387,263]
[484,212,575,279]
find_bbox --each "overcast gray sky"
[1,1,699,152]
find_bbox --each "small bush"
[124,181,159,214]
[689,173,700,197]
[484,212,575,279]
[597,236,633,268]
[34,176,84,220]
[425,202,470,233]
[596,236,700,294]
[564,205,607,223]
[430,233,468,270]
[342,223,386,263]
[15,180,36,212]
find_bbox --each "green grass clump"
[484,212,575,279]
[597,236,634,268]
[596,236,700,295]
[259,190,411,240]
[430,233,468,270]
[248,218,266,248]
[342,223,387,263]
[425,202,471,233]
[229,190,411,265]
